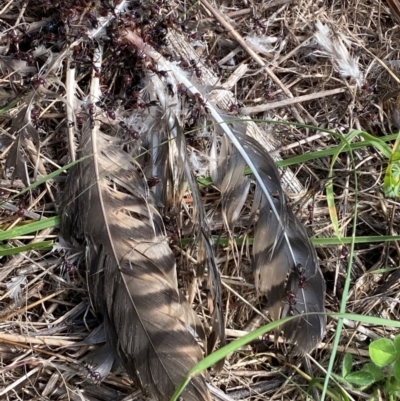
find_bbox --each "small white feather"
[314,21,362,86]
[244,35,278,56]
[6,276,27,300]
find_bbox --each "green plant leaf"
[361,363,384,382]
[342,353,353,378]
[394,334,400,354]
[385,376,400,398]
[394,359,400,382]
[369,338,397,367]
[344,371,375,387]
[384,134,400,198]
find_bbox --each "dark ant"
[129,90,141,101]
[122,74,132,85]
[361,82,377,94]
[67,120,75,128]
[85,103,96,128]
[176,83,187,97]
[150,5,160,16]
[179,22,189,32]
[206,54,221,74]
[189,32,202,41]
[264,90,275,101]
[89,116,96,129]
[147,176,160,187]
[179,57,189,69]
[188,106,202,127]
[17,204,25,217]
[84,364,102,382]
[194,65,202,79]
[86,103,115,126]
[91,64,102,78]
[26,76,45,89]
[76,114,84,127]
[87,103,95,116]
[307,203,313,224]
[100,85,109,94]
[228,103,240,114]
[112,43,130,57]
[106,109,116,120]
[252,16,267,34]
[295,264,307,289]
[119,121,140,139]
[31,106,40,125]
[66,9,77,28]
[100,0,119,18]
[7,31,21,44]
[193,93,205,106]
[125,10,141,20]
[17,24,34,42]
[286,291,297,315]
[165,83,174,96]
[137,51,149,63]
[206,54,217,65]
[341,246,349,260]
[14,51,35,66]
[147,63,168,78]
[129,130,140,140]
[87,13,99,29]
[166,15,177,27]
[61,259,76,274]
[133,100,158,110]
[152,21,168,39]
[163,217,178,243]
[193,93,210,114]
[43,32,58,43]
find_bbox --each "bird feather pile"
[55,12,326,401]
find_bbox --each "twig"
[0,366,40,397]
[0,290,65,322]
[0,332,76,347]
[66,63,76,162]
[240,87,347,114]
[200,0,318,125]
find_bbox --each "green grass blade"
[179,235,400,247]
[0,240,54,256]
[383,133,400,197]
[198,130,397,188]
[1,155,93,204]
[322,130,362,401]
[276,132,397,168]
[0,97,22,115]
[311,235,400,245]
[0,216,60,241]
[169,316,293,401]
[170,312,400,401]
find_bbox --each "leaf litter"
[0,0,399,400]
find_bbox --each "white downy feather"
[314,20,362,86]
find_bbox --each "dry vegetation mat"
[1,0,400,400]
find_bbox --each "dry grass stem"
[1,0,400,399]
